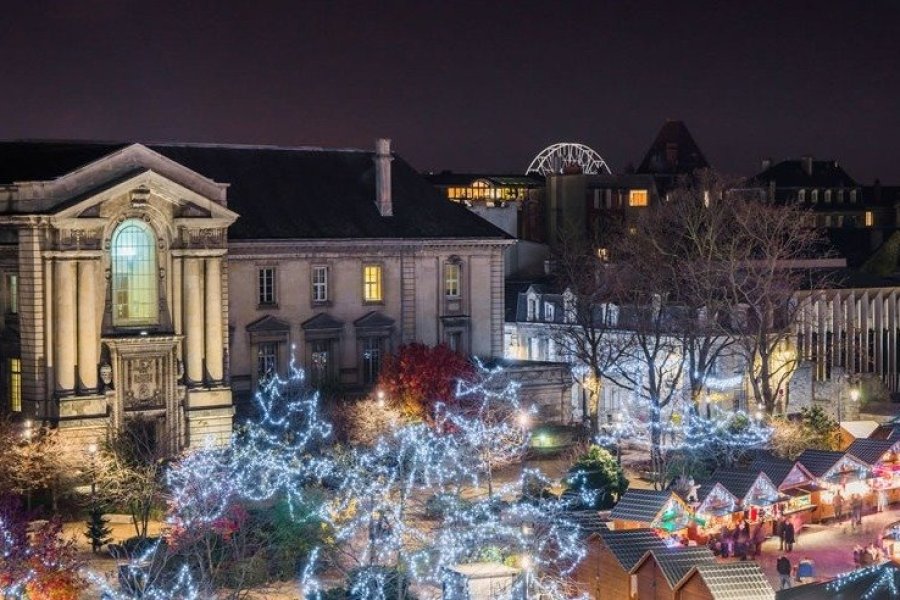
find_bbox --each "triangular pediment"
[50,169,238,228]
[46,143,227,203]
[353,311,395,329]
[246,315,291,333]
[301,313,344,331]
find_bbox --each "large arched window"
[111,219,158,327]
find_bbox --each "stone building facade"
[0,140,510,452]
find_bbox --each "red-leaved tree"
[377,343,474,422]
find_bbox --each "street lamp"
[87,443,98,496]
[376,389,386,409]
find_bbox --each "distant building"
[0,139,511,453]
[425,172,546,276]
[635,120,710,192]
[744,156,900,268]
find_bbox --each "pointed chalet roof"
[597,528,666,571]
[637,547,716,588]
[636,120,709,177]
[749,456,814,490]
[796,449,848,478]
[245,315,290,332]
[845,438,896,467]
[681,562,775,600]
[301,313,344,331]
[610,489,677,524]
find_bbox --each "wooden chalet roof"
[596,528,666,571]
[682,562,775,600]
[610,489,677,523]
[845,438,896,467]
[637,547,716,588]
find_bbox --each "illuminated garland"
[827,564,900,600]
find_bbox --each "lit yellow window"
[865,211,874,227]
[363,265,383,302]
[9,358,20,412]
[628,189,649,207]
[445,263,460,298]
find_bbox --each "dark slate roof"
[749,457,796,488]
[562,510,609,537]
[0,141,510,241]
[845,439,895,466]
[610,489,673,523]
[596,528,666,571]
[796,449,846,478]
[709,468,764,502]
[636,120,709,176]
[870,424,900,441]
[646,547,716,588]
[688,562,775,600]
[777,563,900,600]
[750,158,858,189]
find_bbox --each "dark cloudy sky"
[1,1,898,181]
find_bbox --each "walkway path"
[748,508,900,590]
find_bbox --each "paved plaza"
[739,508,900,590]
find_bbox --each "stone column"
[204,257,223,384]
[172,257,183,335]
[183,257,203,386]
[77,260,99,393]
[53,260,77,394]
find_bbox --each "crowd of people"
[776,555,817,590]
[707,519,768,559]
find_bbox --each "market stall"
[750,455,819,525]
[609,489,691,537]
[846,438,900,506]
[796,448,872,522]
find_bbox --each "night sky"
[2,1,898,182]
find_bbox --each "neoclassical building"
[0,140,510,453]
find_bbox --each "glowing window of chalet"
[866,211,874,227]
[9,358,21,412]
[628,189,649,207]
[111,219,158,327]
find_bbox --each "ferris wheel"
[525,142,611,176]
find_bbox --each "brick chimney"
[375,138,393,217]
[801,155,814,176]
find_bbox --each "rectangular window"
[257,342,277,380]
[362,337,382,384]
[363,265,383,303]
[258,268,276,305]
[444,263,460,298]
[6,275,17,315]
[544,303,555,321]
[628,189,649,207]
[312,266,329,303]
[448,331,463,354]
[9,358,20,413]
[865,211,874,227]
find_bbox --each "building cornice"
[227,237,513,258]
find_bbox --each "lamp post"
[87,443,98,496]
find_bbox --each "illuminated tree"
[376,342,474,422]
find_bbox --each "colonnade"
[46,250,226,396]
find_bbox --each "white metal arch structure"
[525,142,611,176]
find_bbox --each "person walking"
[777,555,793,590]
[777,517,786,551]
[784,519,796,552]
[851,494,863,528]
[834,491,844,522]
